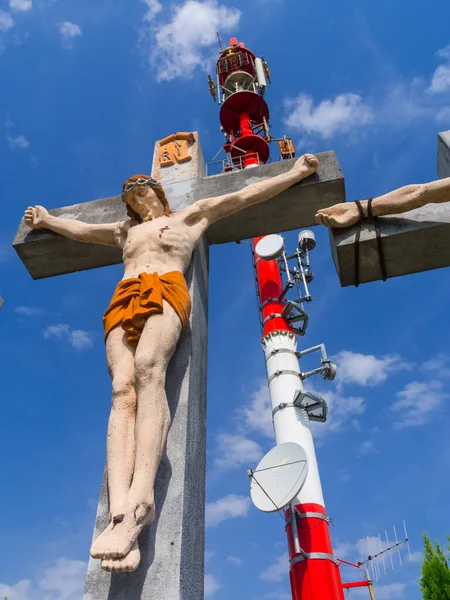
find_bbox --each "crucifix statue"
[14,131,345,598]
[22,146,320,573]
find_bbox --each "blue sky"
[1,0,450,598]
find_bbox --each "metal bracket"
[268,370,300,384]
[297,344,337,381]
[296,511,330,523]
[272,401,295,417]
[293,390,328,423]
[290,552,338,566]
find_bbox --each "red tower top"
[208,38,295,173]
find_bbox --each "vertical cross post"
[84,133,209,600]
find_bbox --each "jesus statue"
[24,153,319,573]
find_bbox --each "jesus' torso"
[117,209,203,280]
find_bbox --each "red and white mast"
[208,37,345,600]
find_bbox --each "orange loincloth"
[103,271,191,344]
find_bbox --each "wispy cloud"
[38,557,87,600]
[142,0,162,21]
[0,10,14,32]
[284,92,373,139]
[9,0,32,13]
[6,133,29,149]
[259,553,288,583]
[14,305,43,317]
[358,440,375,456]
[204,573,221,597]
[141,0,241,81]
[421,353,450,377]
[0,557,87,600]
[43,324,93,350]
[428,46,450,94]
[205,494,251,527]
[334,350,410,389]
[284,44,450,143]
[390,379,447,428]
[227,555,243,566]
[58,21,82,48]
[240,382,274,438]
[213,432,263,469]
[310,386,365,442]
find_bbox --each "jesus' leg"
[91,301,182,559]
[105,327,137,518]
[91,327,139,569]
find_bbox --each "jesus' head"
[122,175,171,225]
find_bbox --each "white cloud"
[205,494,251,527]
[38,557,87,600]
[6,133,29,149]
[284,92,373,139]
[390,380,447,428]
[14,305,43,317]
[204,573,221,597]
[144,0,241,81]
[58,21,82,47]
[43,324,93,350]
[0,580,31,600]
[285,46,450,142]
[214,432,263,469]
[422,354,450,377]
[142,0,162,21]
[429,45,450,94]
[359,440,375,456]
[0,10,14,32]
[241,382,274,438]
[9,0,32,12]
[333,540,354,560]
[310,386,365,441]
[409,551,423,563]
[0,558,87,600]
[260,553,288,583]
[227,555,243,566]
[334,350,410,389]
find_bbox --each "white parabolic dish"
[255,234,285,260]
[250,442,309,513]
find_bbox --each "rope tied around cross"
[353,198,387,287]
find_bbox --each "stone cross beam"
[330,130,450,287]
[13,133,345,600]
[13,148,344,280]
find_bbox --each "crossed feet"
[90,501,155,573]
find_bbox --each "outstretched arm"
[24,205,123,247]
[316,177,450,228]
[187,154,319,226]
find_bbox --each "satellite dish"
[249,442,309,513]
[255,234,285,260]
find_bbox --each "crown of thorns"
[122,177,162,197]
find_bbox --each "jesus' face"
[125,186,166,222]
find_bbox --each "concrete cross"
[13,132,345,600]
[330,131,450,286]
